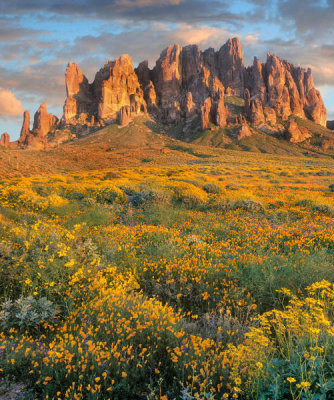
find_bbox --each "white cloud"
[0,87,23,116]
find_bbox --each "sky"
[1,0,334,140]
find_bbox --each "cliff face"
[63,62,94,123]
[61,37,326,132]
[16,37,327,151]
[244,53,327,127]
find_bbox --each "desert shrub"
[295,199,313,207]
[217,198,234,211]
[170,178,203,188]
[169,182,208,208]
[202,182,222,194]
[268,200,284,209]
[130,188,172,208]
[0,296,58,333]
[222,281,334,400]
[65,191,85,200]
[329,183,334,192]
[311,204,333,215]
[233,199,265,213]
[47,194,69,208]
[119,184,137,196]
[226,183,241,190]
[103,171,119,180]
[81,197,97,207]
[94,185,126,204]
[33,184,52,197]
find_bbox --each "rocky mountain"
[14,37,330,151]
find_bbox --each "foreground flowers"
[0,160,333,399]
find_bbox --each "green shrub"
[295,199,313,207]
[131,189,171,208]
[233,199,265,213]
[94,185,126,204]
[311,204,333,215]
[268,200,284,209]
[202,182,222,194]
[0,296,58,333]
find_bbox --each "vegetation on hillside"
[0,156,333,399]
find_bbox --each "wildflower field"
[0,151,333,399]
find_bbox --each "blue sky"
[1,0,334,140]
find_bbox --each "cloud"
[0,87,23,116]
[0,0,249,25]
[114,0,184,8]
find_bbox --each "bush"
[268,200,284,209]
[202,182,222,194]
[295,199,313,208]
[329,183,334,192]
[94,185,126,204]
[0,296,58,333]
[311,204,333,215]
[131,189,171,208]
[233,199,265,213]
[81,197,97,207]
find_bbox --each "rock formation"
[119,106,131,126]
[216,38,244,96]
[33,103,58,137]
[94,54,146,121]
[245,53,326,127]
[63,62,93,123]
[18,110,30,146]
[0,133,10,148]
[285,119,312,143]
[135,61,157,111]
[18,103,58,149]
[54,37,326,143]
[150,43,228,128]
[235,121,252,141]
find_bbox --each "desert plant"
[0,296,58,333]
[202,182,222,194]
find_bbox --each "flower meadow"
[0,157,333,399]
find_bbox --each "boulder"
[235,122,252,141]
[285,119,312,143]
[184,91,196,118]
[263,107,277,126]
